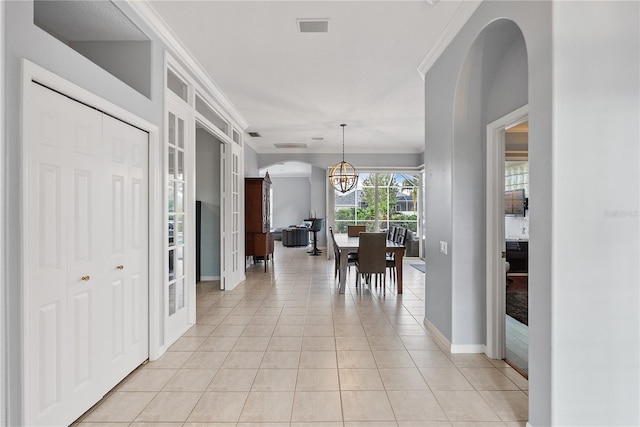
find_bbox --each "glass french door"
[166,100,192,342]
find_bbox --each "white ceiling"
[147,1,474,155]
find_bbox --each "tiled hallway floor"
[76,243,528,426]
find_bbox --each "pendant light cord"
[341,123,346,163]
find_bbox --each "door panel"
[37,302,60,412]
[103,115,149,388]
[26,82,104,426]
[38,164,62,269]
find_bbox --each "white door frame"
[21,60,162,368]
[486,105,528,359]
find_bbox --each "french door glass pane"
[168,113,175,145]
[175,182,184,212]
[176,246,184,278]
[168,282,176,315]
[176,215,184,245]
[176,279,184,310]
[168,249,175,281]
[168,182,175,212]
[168,147,175,180]
[177,118,184,148]
[177,150,184,180]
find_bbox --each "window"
[334,172,420,234]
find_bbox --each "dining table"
[333,234,406,294]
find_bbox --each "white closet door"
[24,82,150,426]
[102,115,149,388]
[24,83,105,426]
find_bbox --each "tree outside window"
[334,172,419,234]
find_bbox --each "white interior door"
[102,115,149,389]
[165,101,192,342]
[24,82,149,426]
[221,140,243,290]
[486,105,528,360]
[24,82,105,426]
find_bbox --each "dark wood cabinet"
[245,173,273,271]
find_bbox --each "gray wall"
[424,1,552,424]
[270,177,311,228]
[71,41,152,98]
[551,2,638,425]
[244,142,259,177]
[3,2,166,424]
[425,1,639,425]
[196,130,221,279]
[310,165,328,248]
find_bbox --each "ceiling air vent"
[274,143,308,149]
[298,19,329,33]
[311,137,324,141]
[248,132,261,137]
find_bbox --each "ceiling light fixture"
[328,124,358,194]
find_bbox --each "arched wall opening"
[450,19,528,348]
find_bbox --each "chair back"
[329,227,340,257]
[387,225,397,241]
[357,232,386,274]
[395,227,408,245]
[347,225,366,237]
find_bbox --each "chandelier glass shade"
[329,124,358,193]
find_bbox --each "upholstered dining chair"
[355,232,387,294]
[347,225,366,237]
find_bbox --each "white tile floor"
[75,242,528,426]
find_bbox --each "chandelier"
[329,124,358,193]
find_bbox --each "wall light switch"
[439,241,448,255]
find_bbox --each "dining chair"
[355,232,387,294]
[386,225,397,241]
[329,226,356,280]
[387,227,408,282]
[347,225,366,237]
[394,227,408,244]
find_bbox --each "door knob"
[116,265,124,270]
[81,275,91,281]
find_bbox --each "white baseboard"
[423,316,452,352]
[423,317,487,354]
[199,276,220,281]
[450,344,487,354]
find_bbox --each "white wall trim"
[199,276,221,281]
[127,1,248,130]
[485,105,528,360]
[417,0,482,78]
[20,59,163,369]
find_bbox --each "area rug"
[411,263,426,273]
[506,276,528,325]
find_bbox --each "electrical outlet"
[439,241,448,255]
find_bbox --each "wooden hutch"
[245,172,274,271]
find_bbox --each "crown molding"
[128,1,249,130]
[417,0,482,79]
